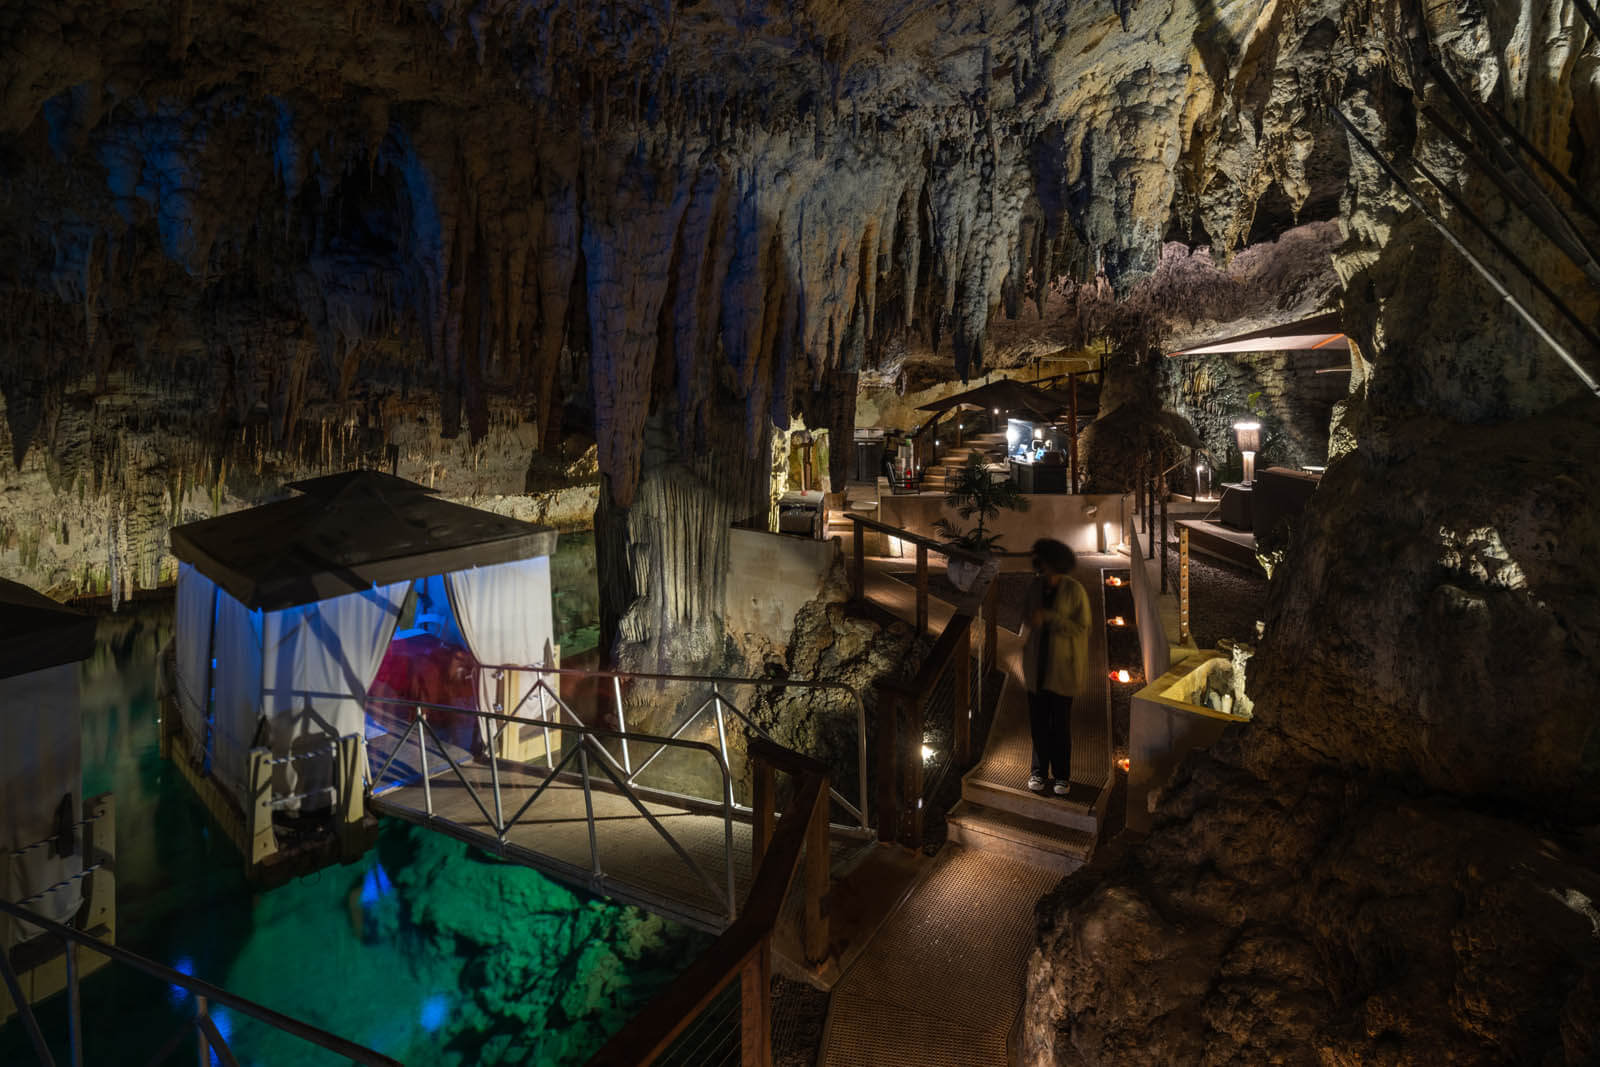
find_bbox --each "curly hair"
[1031,538,1077,575]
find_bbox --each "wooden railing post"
[804,781,830,966]
[954,625,972,765]
[984,579,999,673]
[1179,525,1191,643]
[246,748,276,865]
[915,543,929,635]
[876,685,900,844]
[752,754,775,871]
[851,518,865,601]
[740,941,772,1067]
[901,693,924,848]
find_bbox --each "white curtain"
[260,583,406,812]
[174,563,217,752]
[445,558,556,735]
[1,664,83,945]
[209,592,264,802]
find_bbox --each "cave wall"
[1159,348,1351,478]
[1025,0,1600,1057]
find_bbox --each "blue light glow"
[169,956,194,1005]
[419,993,449,1032]
[359,861,395,907]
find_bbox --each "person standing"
[1022,538,1089,796]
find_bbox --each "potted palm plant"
[932,453,1031,590]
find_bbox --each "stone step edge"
[961,776,1098,835]
[945,804,1087,873]
[947,800,1093,855]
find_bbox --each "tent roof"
[171,470,559,611]
[1166,311,1348,357]
[916,378,1077,420]
[0,579,96,680]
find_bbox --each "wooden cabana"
[1,579,115,1022]
[164,470,559,879]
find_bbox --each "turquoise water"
[3,569,703,1064]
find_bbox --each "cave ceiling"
[0,0,1377,517]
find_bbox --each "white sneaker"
[1053,780,1070,796]
[1027,775,1046,793]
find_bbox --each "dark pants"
[1028,689,1073,783]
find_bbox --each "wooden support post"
[984,579,999,673]
[876,687,899,844]
[954,625,972,764]
[1159,485,1169,593]
[1068,373,1080,494]
[752,755,775,871]
[852,519,865,602]
[1179,526,1191,643]
[246,748,276,866]
[902,694,924,848]
[740,941,772,1067]
[1148,480,1157,559]
[803,781,830,966]
[336,734,364,855]
[915,543,929,635]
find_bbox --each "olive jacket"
[1020,574,1090,697]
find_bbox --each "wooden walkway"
[820,547,1115,1065]
[370,756,874,933]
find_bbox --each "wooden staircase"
[919,432,1009,493]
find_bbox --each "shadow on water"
[4,567,706,1067]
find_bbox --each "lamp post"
[1233,421,1261,484]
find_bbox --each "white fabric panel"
[1,664,84,944]
[209,591,264,803]
[445,558,556,729]
[174,563,217,751]
[260,583,406,811]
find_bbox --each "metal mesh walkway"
[820,845,1059,1066]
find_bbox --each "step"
[945,801,1091,873]
[962,775,1099,836]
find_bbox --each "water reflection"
[4,577,703,1066]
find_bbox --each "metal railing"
[0,898,397,1067]
[474,663,873,834]
[366,693,741,921]
[589,737,831,1066]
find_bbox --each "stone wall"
[1159,349,1351,483]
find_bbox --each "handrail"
[0,898,398,1066]
[366,693,740,921]
[877,609,979,847]
[474,661,872,832]
[588,743,829,1066]
[843,512,989,562]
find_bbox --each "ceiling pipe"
[1335,109,1600,401]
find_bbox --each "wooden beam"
[1068,373,1079,494]
[902,694,924,848]
[954,625,972,764]
[804,785,830,966]
[915,544,929,635]
[752,756,775,871]
[739,943,771,1067]
[876,686,900,844]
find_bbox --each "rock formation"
[0,0,1597,1059]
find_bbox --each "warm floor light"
[1110,668,1132,683]
[1106,576,1125,587]
[1108,615,1127,627]
[1116,757,1131,773]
